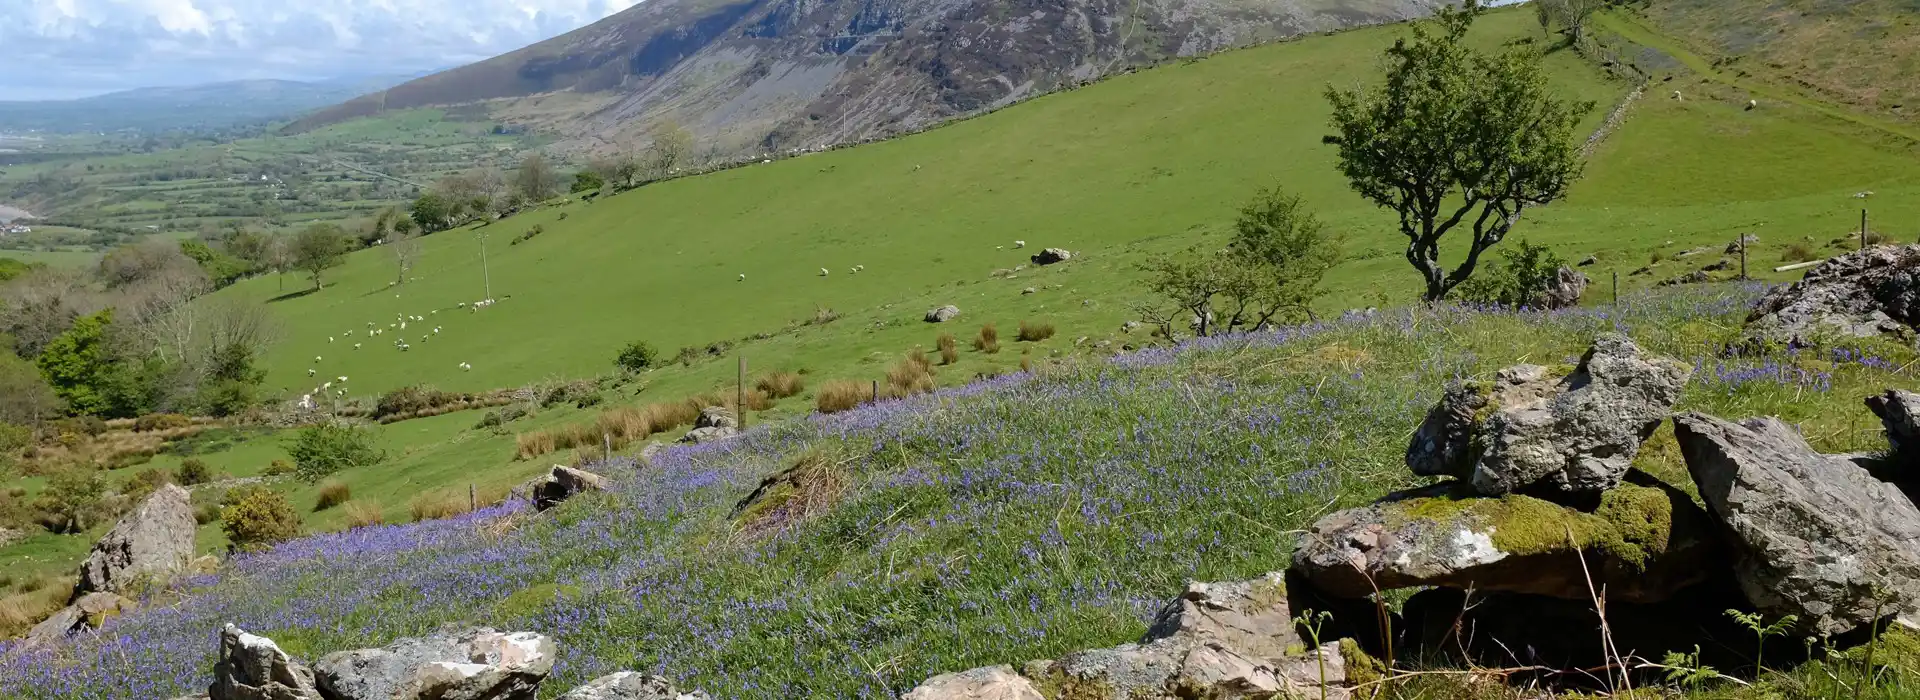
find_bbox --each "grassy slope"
[7,4,1920,593]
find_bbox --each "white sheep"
[738,274,746,281]
[321,382,333,390]
[400,322,408,330]
[308,368,317,377]
[335,389,346,397]
[820,268,830,276]
[338,376,348,382]
[313,356,322,363]
[459,362,472,371]
[458,302,468,308]
[433,327,441,334]
[1014,240,1026,248]
[855,265,864,272]
[1747,99,1758,110]
[353,343,362,349]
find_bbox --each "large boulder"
[313,627,556,700]
[555,672,709,700]
[73,483,196,599]
[1673,413,1920,635]
[1739,244,1920,351]
[1030,248,1072,266]
[210,624,322,700]
[902,573,1351,700]
[532,466,610,511]
[924,305,961,323]
[1406,334,1691,495]
[21,590,136,648]
[1289,480,1717,604]
[1528,266,1588,310]
[693,406,736,431]
[1867,389,1920,481]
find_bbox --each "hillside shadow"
[267,288,319,303]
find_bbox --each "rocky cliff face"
[288,0,1434,154]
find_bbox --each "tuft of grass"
[408,491,469,522]
[1782,242,1818,263]
[314,481,351,511]
[974,323,1001,354]
[815,380,869,414]
[1017,320,1056,342]
[936,334,959,365]
[755,372,806,399]
[886,354,937,398]
[343,500,384,529]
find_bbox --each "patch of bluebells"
[0,284,1781,699]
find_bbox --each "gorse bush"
[314,481,351,511]
[133,413,192,432]
[219,485,300,552]
[1016,320,1056,342]
[263,460,294,477]
[286,423,382,482]
[617,341,660,372]
[175,458,211,486]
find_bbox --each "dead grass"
[515,392,729,460]
[755,372,806,399]
[730,452,848,537]
[886,354,937,398]
[1017,320,1056,342]
[973,324,1001,354]
[314,481,351,511]
[936,333,959,365]
[409,491,470,522]
[816,380,870,414]
[0,575,75,638]
[343,500,385,529]
[1782,242,1818,263]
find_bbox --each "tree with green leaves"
[1138,188,1343,338]
[1534,0,1607,44]
[515,153,560,202]
[571,170,605,194]
[411,192,455,233]
[1324,0,1589,303]
[644,121,695,180]
[290,224,348,291]
[36,309,117,416]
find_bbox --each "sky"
[0,0,645,100]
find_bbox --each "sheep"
[321,382,333,390]
[400,322,408,330]
[353,343,362,349]
[338,376,348,382]
[855,265,864,272]
[335,389,346,397]
[1672,90,1682,101]
[459,362,473,371]
[458,302,468,308]
[738,274,746,281]
[328,336,335,343]
[433,327,441,334]
[313,356,322,363]
[820,268,830,276]
[1014,240,1026,248]
[308,368,317,377]
[1747,99,1758,110]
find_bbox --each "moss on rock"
[1381,481,1687,571]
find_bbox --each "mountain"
[288,0,1436,153]
[0,76,418,134]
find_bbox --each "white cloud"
[0,0,646,99]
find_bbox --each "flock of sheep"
[296,298,500,408]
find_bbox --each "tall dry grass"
[343,500,385,529]
[936,334,958,365]
[974,324,1001,354]
[1017,320,1056,342]
[409,491,470,522]
[755,372,806,399]
[515,393,733,460]
[816,380,869,414]
[886,354,937,398]
[314,481,352,511]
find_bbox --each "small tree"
[1137,189,1343,338]
[290,224,348,291]
[286,422,383,482]
[36,309,118,416]
[36,467,106,533]
[389,229,420,286]
[616,340,660,372]
[515,154,560,203]
[220,485,301,552]
[1534,0,1606,44]
[1324,0,1589,302]
[644,122,694,180]
[571,170,605,194]
[411,192,456,233]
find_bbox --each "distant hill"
[287,0,1437,154]
[0,76,417,134]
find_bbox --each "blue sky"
[0,0,643,100]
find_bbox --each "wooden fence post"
[737,355,747,430]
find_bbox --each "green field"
[5,4,1919,579]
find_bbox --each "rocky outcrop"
[1673,413,1920,635]
[1291,480,1716,604]
[532,466,611,511]
[210,624,322,700]
[903,573,1350,700]
[1739,244,1920,351]
[1406,334,1691,496]
[73,483,196,600]
[694,406,736,431]
[925,305,961,323]
[1030,249,1071,266]
[555,672,709,700]
[20,592,135,648]
[314,627,556,700]
[1867,389,1920,478]
[1529,266,1588,310]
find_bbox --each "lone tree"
[1324,0,1589,302]
[291,224,348,291]
[644,121,694,180]
[515,154,560,203]
[1138,188,1343,338]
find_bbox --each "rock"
[1740,244,1920,351]
[532,466,610,511]
[555,672,709,700]
[74,483,196,600]
[0,526,23,548]
[1399,582,1752,670]
[1866,389,1920,476]
[1577,255,1598,267]
[1289,479,1716,604]
[903,573,1349,700]
[678,426,738,444]
[1673,413,1920,635]
[694,406,736,430]
[1629,266,1654,277]
[314,627,555,700]
[902,667,1045,700]
[211,624,322,700]
[1726,234,1760,254]
[1021,287,1036,295]
[1120,321,1140,333]
[925,305,961,323]
[20,591,133,646]
[1659,270,1711,286]
[1030,248,1071,265]
[1527,266,1587,309]
[1407,334,1690,495]
[637,443,668,461]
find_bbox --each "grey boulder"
[1866,389,1920,480]
[314,627,556,700]
[693,406,736,431]
[556,672,709,700]
[924,305,961,323]
[1528,266,1588,310]
[74,483,196,599]
[678,427,738,444]
[532,466,610,511]
[1408,334,1691,495]
[1030,248,1072,265]
[210,624,322,700]
[21,591,135,648]
[1739,244,1920,351]
[902,667,1045,700]
[1674,413,1920,635]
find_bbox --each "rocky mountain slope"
[287,0,1436,153]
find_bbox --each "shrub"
[53,416,106,438]
[1782,242,1818,263]
[973,324,1001,354]
[1454,239,1570,307]
[175,458,212,486]
[375,385,462,419]
[123,468,173,501]
[196,380,258,417]
[1017,320,1056,342]
[193,503,220,525]
[409,491,468,522]
[616,341,660,372]
[816,380,869,414]
[219,485,300,552]
[673,346,703,367]
[133,413,192,432]
[286,423,383,482]
[314,480,351,511]
[756,372,806,399]
[936,334,958,365]
[263,459,294,477]
[510,225,545,245]
[1865,230,1887,245]
[343,500,384,529]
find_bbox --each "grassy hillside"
[4,3,1919,621]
